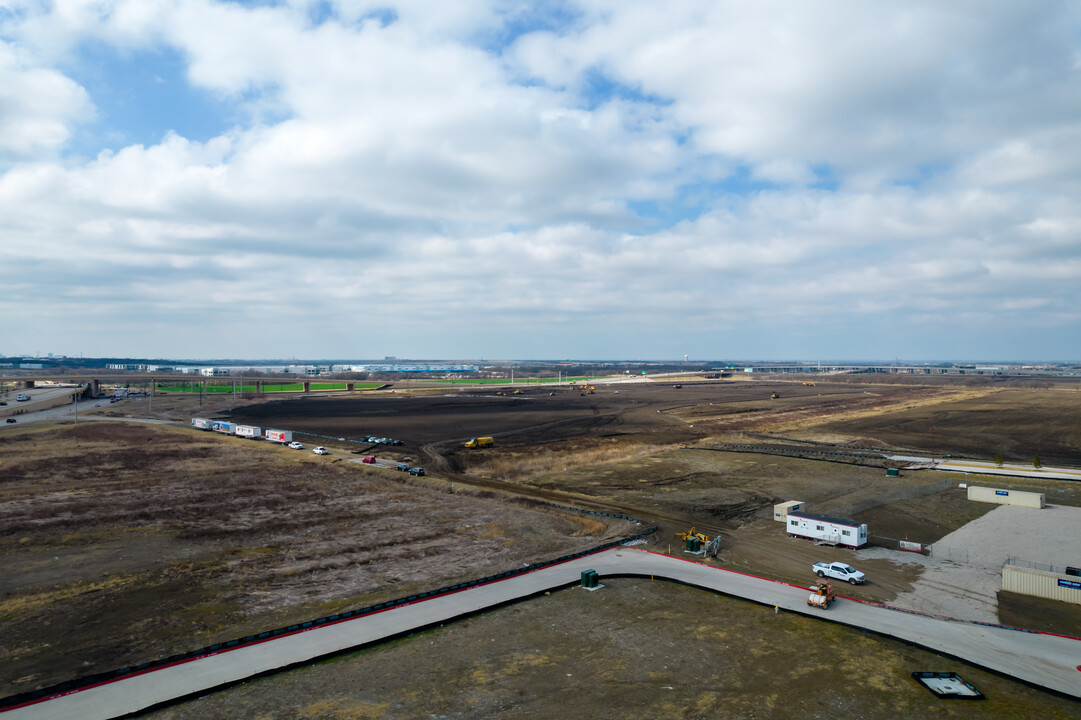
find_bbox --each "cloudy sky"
[2,1,1079,361]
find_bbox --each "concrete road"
[936,459,1081,481]
[5,548,1080,719]
[888,454,1081,481]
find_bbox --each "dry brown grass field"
[0,422,635,697]
[143,579,1081,720]
[2,376,1079,716]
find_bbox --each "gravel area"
[862,504,1081,623]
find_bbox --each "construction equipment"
[675,526,721,557]
[513,389,524,395]
[802,381,816,387]
[807,581,836,609]
[464,436,495,449]
[770,392,780,399]
[673,384,682,389]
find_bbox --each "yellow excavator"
[770,392,780,399]
[675,526,722,557]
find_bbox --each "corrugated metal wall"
[1002,565,1081,605]
[967,485,1045,508]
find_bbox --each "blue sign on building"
[995,490,1009,496]
[1057,578,1081,590]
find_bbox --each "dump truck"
[464,436,494,449]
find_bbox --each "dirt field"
[3,376,1080,713]
[820,387,1081,464]
[143,578,1081,720]
[0,422,635,697]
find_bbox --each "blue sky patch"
[63,42,237,155]
[477,2,582,54]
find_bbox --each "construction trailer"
[191,418,212,430]
[211,421,234,434]
[786,510,868,548]
[265,429,292,443]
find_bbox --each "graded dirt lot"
[820,386,1081,465]
[3,375,1080,715]
[0,422,635,697]
[143,579,1081,720]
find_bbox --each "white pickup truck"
[812,561,866,585]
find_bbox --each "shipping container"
[265,429,292,443]
[786,510,867,548]
[234,425,262,439]
[191,418,213,430]
[211,421,234,434]
[967,485,1045,509]
[773,500,805,522]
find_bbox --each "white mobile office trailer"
[786,510,867,548]
[191,418,213,430]
[265,429,292,443]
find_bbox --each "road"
[5,548,1079,719]
[887,455,1081,481]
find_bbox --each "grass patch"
[465,440,665,481]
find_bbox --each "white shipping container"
[787,511,867,548]
[191,418,213,430]
[211,421,234,434]
[265,429,292,443]
[967,485,1045,509]
[234,425,262,439]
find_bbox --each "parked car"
[812,561,865,585]
[5,418,15,423]
[408,467,425,476]
[288,441,304,450]
[313,446,329,455]
[0,401,7,405]
[362,456,377,464]
[395,463,410,472]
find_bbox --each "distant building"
[343,364,479,373]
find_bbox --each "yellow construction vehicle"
[770,392,780,399]
[802,381,816,387]
[513,389,524,395]
[675,526,721,557]
[464,436,495,449]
